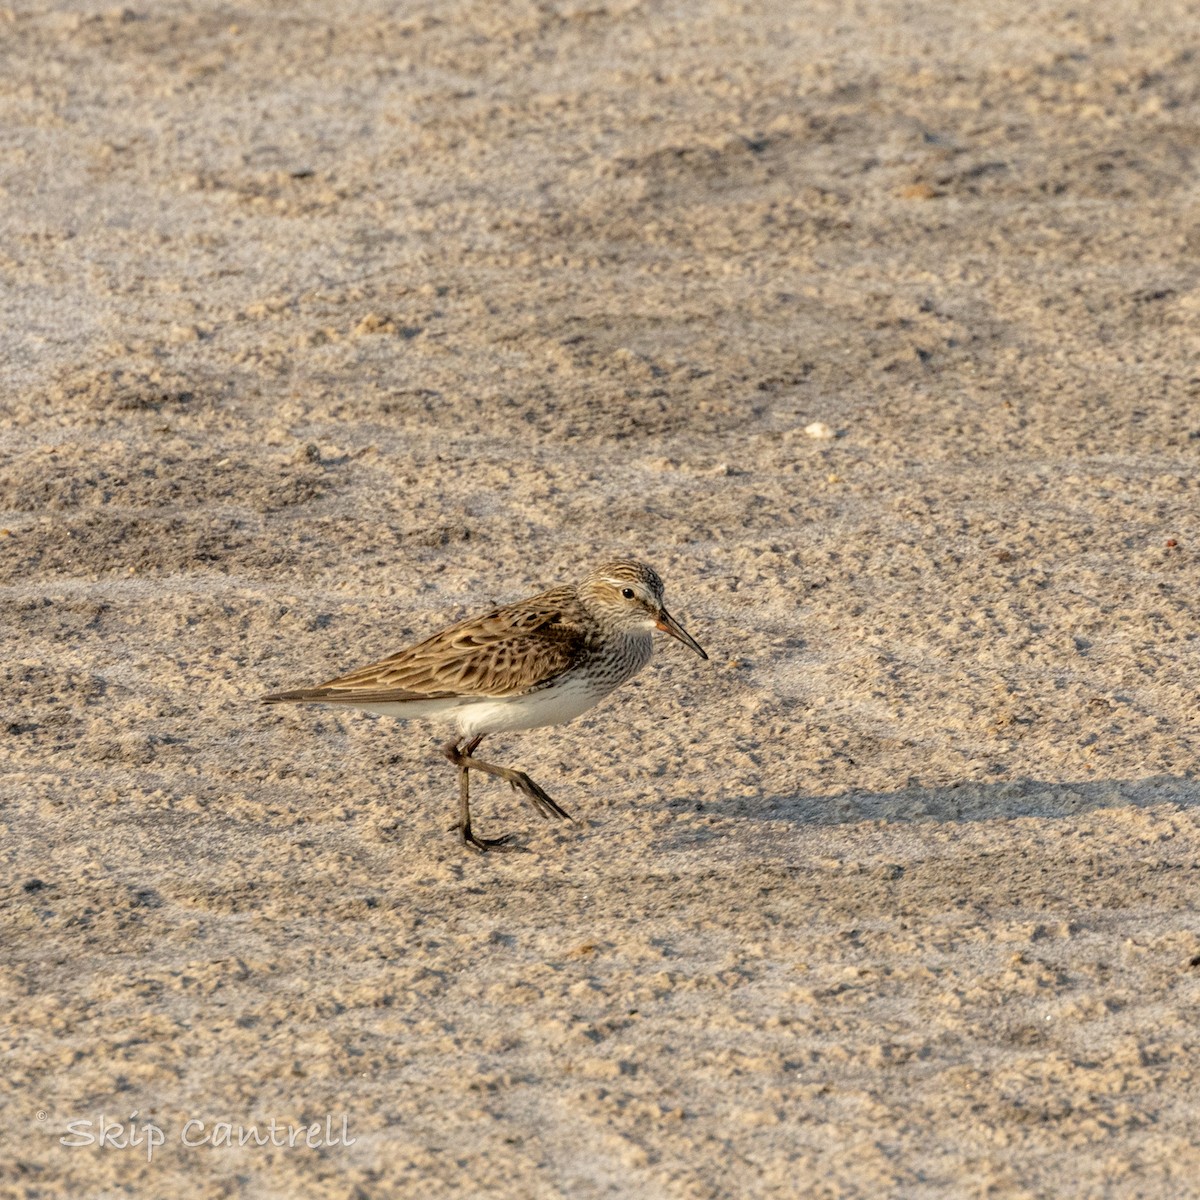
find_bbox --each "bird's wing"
[262,586,588,705]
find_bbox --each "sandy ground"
[4,0,1200,1196]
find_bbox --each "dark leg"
[441,736,574,849]
[454,740,574,823]
[444,737,511,852]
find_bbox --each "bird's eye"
[621,587,635,600]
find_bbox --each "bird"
[261,559,708,851]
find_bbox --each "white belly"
[455,676,613,737]
[350,677,612,737]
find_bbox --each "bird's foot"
[458,826,513,853]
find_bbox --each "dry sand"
[4,1,1200,1196]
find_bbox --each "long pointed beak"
[655,607,708,659]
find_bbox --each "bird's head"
[579,559,707,658]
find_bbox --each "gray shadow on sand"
[662,773,1199,845]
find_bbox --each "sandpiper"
[262,559,707,851]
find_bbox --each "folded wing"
[262,586,587,705]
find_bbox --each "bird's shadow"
[661,773,1200,848]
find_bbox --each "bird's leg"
[443,737,510,851]
[452,740,574,823]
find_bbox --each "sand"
[4,0,1200,1196]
